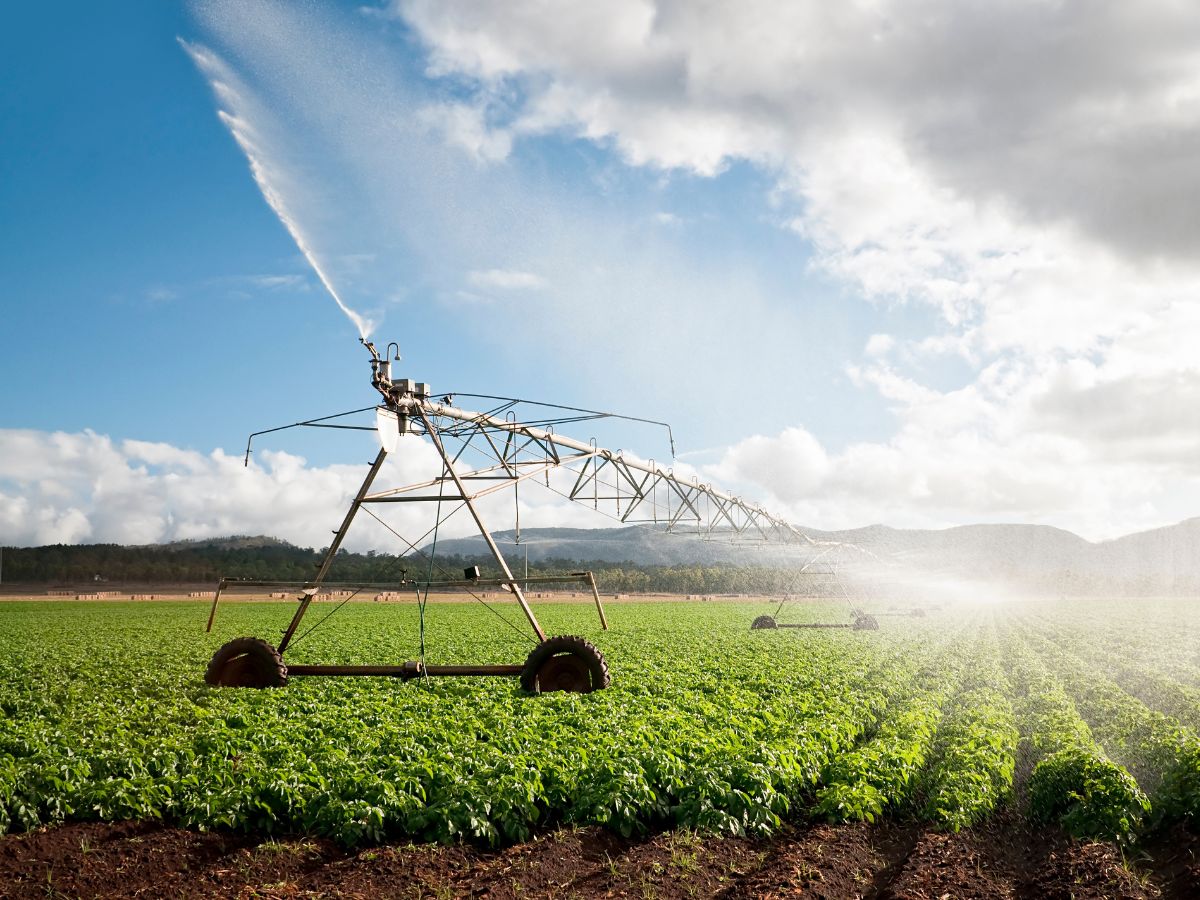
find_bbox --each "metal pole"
[416,406,546,642]
[278,448,390,653]
[205,578,228,632]
[585,571,609,630]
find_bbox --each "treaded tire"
[853,615,879,631]
[520,635,610,694]
[205,637,288,688]
[751,615,778,630]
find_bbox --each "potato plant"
[0,598,1197,846]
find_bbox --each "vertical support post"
[416,405,547,642]
[205,578,229,632]
[586,571,609,631]
[278,447,390,653]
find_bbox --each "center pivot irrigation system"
[204,340,885,693]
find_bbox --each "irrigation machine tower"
[204,340,883,693]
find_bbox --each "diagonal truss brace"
[371,394,823,549]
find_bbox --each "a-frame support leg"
[416,407,547,642]
[278,448,390,654]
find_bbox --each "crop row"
[1032,603,1200,691]
[918,624,1018,832]
[812,630,966,823]
[2,599,1198,846]
[0,601,919,844]
[1017,623,1200,826]
[1023,612,1200,732]
[998,622,1148,843]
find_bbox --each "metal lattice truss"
[224,343,907,653]
[371,395,817,548]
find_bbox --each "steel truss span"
[374,394,816,548]
[202,339,884,693]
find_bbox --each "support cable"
[359,502,535,646]
[446,392,676,458]
[286,589,363,649]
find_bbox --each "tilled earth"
[1,815,1196,900]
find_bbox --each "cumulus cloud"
[387,0,1200,535]
[864,334,894,358]
[466,268,547,290]
[396,0,1200,261]
[154,1,1200,538]
[418,101,513,162]
[706,356,1200,540]
[0,429,625,551]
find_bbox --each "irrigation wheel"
[750,615,778,630]
[520,635,610,694]
[205,637,288,688]
[853,614,880,631]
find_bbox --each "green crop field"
[1,598,1198,848]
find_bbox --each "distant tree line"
[0,539,849,595]
[4,539,1196,597]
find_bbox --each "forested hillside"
[0,537,826,596]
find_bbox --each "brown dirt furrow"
[1137,824,1200,900]
[877,811,1157,900]
[0,820,258,899]
[720,822,908,900]
[0,818,1172,899]
[881,829,1017,900]
[1023,841,1156,899]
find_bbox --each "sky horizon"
[3,1,1200,550]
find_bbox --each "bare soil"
[2,815,1190,900]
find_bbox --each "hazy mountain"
[429,519,1200,586]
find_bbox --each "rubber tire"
[205,637,288,688]
[520,635,610,694]
[751,615,778,630]
[853,615,879,631]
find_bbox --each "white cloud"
[466,268,547,290]
[0,428,636,551]
[145,286,178,303]
[388,0,1200,536]
[418,101,513,162]
[246,273,308,290]
[707,357,1200,540]
[707,427,830,501]
[177,1,1200,536]
[396,0,1200,260]
[0,429,436,551]
[864,333,894,357]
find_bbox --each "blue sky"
[0,2,886,460]
[3,1,1199,548]
[2,3,389,456]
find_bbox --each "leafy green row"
[1026,613,1200,733]
[919,626,1018,832]
[0,601,913,845]
[1026,604,1200,692]
[1020,625,1200,826]
[811,631,967,823]
[999,623,1148,844]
